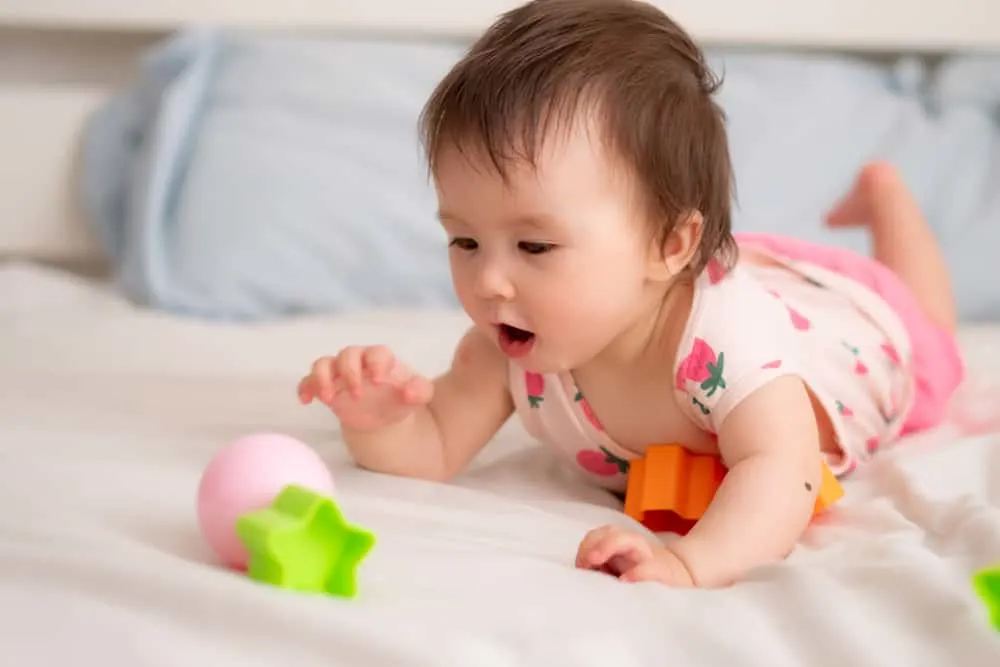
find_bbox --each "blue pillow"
[708,49,1000,321]
[81,30,1000,321]
[83,29,465,319]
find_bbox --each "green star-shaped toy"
[235,485,375,598]
[973,564,1000,632]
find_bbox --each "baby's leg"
[826,162,957,332]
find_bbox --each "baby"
[298,0,964,588]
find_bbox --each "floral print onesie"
[508,242,916,493]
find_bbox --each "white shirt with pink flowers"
[508,249,915,491]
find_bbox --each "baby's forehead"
[440,106,614,171]
[439,204,561,231]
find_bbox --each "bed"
[2,1,1000,665]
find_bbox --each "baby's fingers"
[397,375,434,406]
[381,356,429,401]
[620,549,695,587]
[362,346,395,384]
[297,376,316,404]
[619,560,664,584]
[306,357,338,403]
[584,529,650,569]
[335,347,366,397]
[576,526,615,568]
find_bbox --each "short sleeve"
[674,270,804,433]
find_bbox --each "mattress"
[2,261,1000,666]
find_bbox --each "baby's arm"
[669,375,825,587]
[344,328,514,482]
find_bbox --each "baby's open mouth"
[497,323,536,358]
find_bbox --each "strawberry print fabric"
[506,241,916,486]
[511,367,636,492]
[674,244,915,476]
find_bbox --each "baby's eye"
[449,237,478,251]
[518,241,555,255]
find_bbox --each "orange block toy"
[624,443,844,534]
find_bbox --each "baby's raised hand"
[298,346,434,432]
[576,524,695,587]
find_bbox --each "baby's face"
[434,122,658,373]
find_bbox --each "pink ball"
[197,432,335,569]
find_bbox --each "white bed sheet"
[2,261,1000,666]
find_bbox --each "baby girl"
[298,0,964,588]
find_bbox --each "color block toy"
[235,484,375,598]
[624,443,844,534]
[973,564,1000,632]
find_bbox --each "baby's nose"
[474,263,516,301]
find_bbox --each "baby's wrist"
[664,537,708,587]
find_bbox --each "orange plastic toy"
[624,443,843,534]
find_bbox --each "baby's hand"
[298,346,434,432]
[576,524,695,587]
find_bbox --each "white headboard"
[2,0,998,267]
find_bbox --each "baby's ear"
[647,211,703,281]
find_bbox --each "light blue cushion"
[83,29,466,318]
[81,30,1000,321]
[708,49,1000,320]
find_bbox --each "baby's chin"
[507,345,583,375]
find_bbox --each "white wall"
[0,28,162,261]
[1,0,998,49]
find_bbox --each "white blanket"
[2,262,1000,666]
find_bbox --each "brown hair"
[419,0,737,276]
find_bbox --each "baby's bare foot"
[826,160,957,332]
[825,161,910,229]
